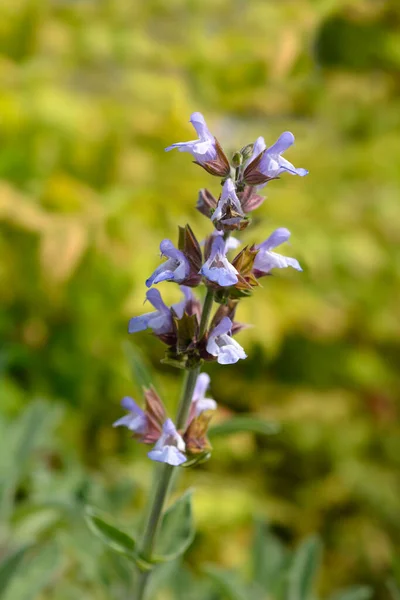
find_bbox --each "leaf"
[288,535,323,600]
[0,401,62,523]
[0,546,29,597]
[2,543,60,600]
[85,507,136,559]
[329,587,373,600]
[203,566,249,600]
[209,416,280,437]
[123,341,153,391]
[153,490,195,562]
[252,520,288,594]
[387,580,400,600]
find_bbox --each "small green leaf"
[330,586,373,600]
[2,543,60,600]
[0,546,29,597]
[123,341,153,390]
[209,416,280,437]
[288,535,323,600]
[252,520,288,594]
[204,566,249,600]
[153,490,195,562]
[85,507,136,559]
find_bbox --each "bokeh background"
[1,0,400,598]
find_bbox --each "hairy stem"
[135,289,215,600]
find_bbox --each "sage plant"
[114,112,307,599]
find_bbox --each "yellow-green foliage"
[1,0,400,596]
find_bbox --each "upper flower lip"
[145,239,190,288]
[243,132,308,185]
[254,227,302,274]
[164,112,217,164]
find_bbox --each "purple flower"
[207,317,247,365]
[147,419,187,466]
[212,179,244,225]
[128,288,173,335]
[128,287,192,336]
[191,373,217,417]
[113,397,147,434]
[165,112,217,165]
[254,228,302,275]
[200,235,239,287]
[146,240,190,288]
[246,133,308,185]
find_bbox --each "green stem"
[199,288,214,338]
[135,290,215,599]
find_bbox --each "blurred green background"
[1,0,400,598]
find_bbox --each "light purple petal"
[278,156,308,177]
[195,398,217,415]
[128,313,152,334]
[189,112,213,140]
[257,228,291,252]
[121,396,143,414]
[267,131,295,155]
[217,346,244,365]
[163,418,177,437]
[172,286,193,319]
[225,237,241,252]
[148,446,187,466]
[200,264,238,287]
[160,239,182,261]
[192,373,210,402]
[254,251,302,273]
[209,316,232,340]
[146,288,169,313]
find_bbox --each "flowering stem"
[199,288,214,338]
[135,289,215,599]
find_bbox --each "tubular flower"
[253,228,302,276]
[191,373,217,417]
[244,133,308,186]
[165,112,217,164]
[200,235,239,287]
[206,316,247,365]
[128,288,173,335]
[146,240,190,288]
[165,113,230,177]
[212,178,245,228]
[147,419,187,466]
[113,397,147,435]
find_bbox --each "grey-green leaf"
[252,520,288,594]
[0,546,29,597]
[209,416,280,437]
[203,566,249,600]
[330,586,373,600]
[123,341,154,390]
[85,507,136,558]
[288,535,323,600]
[154,490,195,562]
[1,542,60,600]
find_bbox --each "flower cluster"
[115,113,307,466]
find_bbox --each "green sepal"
[173,312,198,354]
[85,506,136,560]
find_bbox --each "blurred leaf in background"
[1,0,400,597]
